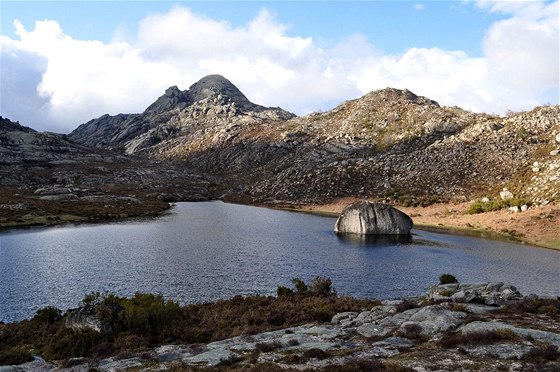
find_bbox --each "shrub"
[33,306,62,324]
[320,358,389,371]
[255,341,282,352]
[287,339,300,346]
[439,329,518,348]
[496,297,559,315]
[439,274,458,285]
[276,286,293,297]
[292,278,308,295]
[523,344,559,364]
[82,291,102,307]
[0,347,33,366]
[467,198,530,214]
[309,276,335,297]
[303,348,330,359]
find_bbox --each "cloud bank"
[1,2,558,133]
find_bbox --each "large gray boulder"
[334,201,413,235]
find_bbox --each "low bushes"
[467,198,529,214]
[277,276,335,297]
[0,279,379,363]
[495,297,559,315]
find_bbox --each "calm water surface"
[1,202,559,323]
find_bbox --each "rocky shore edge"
[269,198,560,250]
[2,280,558,372]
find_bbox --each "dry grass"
[0,289,379,364]
[439,329,519,349]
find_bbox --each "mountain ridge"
[5,74,560,210]
[69,74,295,152]
[63,75,560,206]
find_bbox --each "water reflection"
[336,233,413,246]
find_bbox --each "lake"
[1,201,558,323]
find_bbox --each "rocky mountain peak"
[364,87,440,107]
[144,75,256,115]
[164,86,182,97]
[145,85,190,114]
[187,74,252,108]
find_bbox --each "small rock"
[509,206,520,213]
[451,290,477,303]
[356,323,392,338]
[331,312,358,325]
[485,282,504,292]
[481,197,490,203]
[550,149,559,156]
[520,204,528,212]
[373,336,415,349]
[499,189,514,200]
[485,293,505,306]
[405,305,466,336]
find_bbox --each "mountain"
[69,75,295,154]
[67,76,560,205]
[0,116,219,228]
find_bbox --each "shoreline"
[2,198,559,250]
[264,198,560,250]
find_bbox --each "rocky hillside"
[69,75,560,206]
[0,116,220,228]
[0,117,92,164]
[69,75,295,155]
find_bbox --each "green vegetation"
[467,198,529,214]
[439,274,458,285]
[0,279,379,364]
[278,276,335,297]
[398,194,441,208]
[516,126,528,140]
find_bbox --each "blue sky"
[1,1,558,133]
[2,1,500,55]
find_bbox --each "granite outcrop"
[334,200,413,235]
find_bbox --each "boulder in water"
[334,201,413,235]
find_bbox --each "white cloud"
[413,4,426,11]
[0,3,558,133]
[475,0,559,112]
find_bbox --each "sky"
[0,1,558,134]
